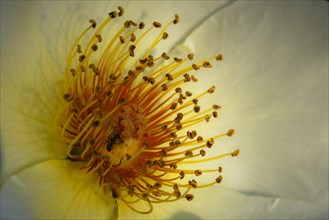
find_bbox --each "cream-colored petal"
[1,159,117,219]
[0,2,66,182]
[180,0,328,208]
[38,1,230,70]
[117,186,327,219]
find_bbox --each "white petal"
[117,186,327,219]
[38,1,230,70]
[0,160,117,219]
[181,0,328,209]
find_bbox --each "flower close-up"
[1,1,328,220]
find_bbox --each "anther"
[63,93,73,102]
[79,54,86,62]
[218,166,223,173]
[109,11,117,18]
[200,149,206,156]
[207,86,216,94]
[93,120,100,127]
[170,103,177,110]
[130,20,137,26]
[161,52,170,60]
[206,138,214,148]
[192,64,200,70]
[138,22,145,29]
[183,73,191,82]
[212,111,218,118]
[174,57,182,63]
[89,19,97,28]
[197,136,203,142]
[231,149,240,157]
[189,179,197,188]
[95,34,102,42]
[170,132,177,138]
[213,104,221,110]
[124,20,131,28]
[91,44,98,51]
[185,91,192,96]
[130,33,136,42]
[161,84,168,91]
[179,171,185,179]
[193,105,200,113]
[185,150,193,157]
[186,194,194,201]
[70,69,76,76]
[77,44,82,53]
[194,170,202,176]
[119,36,125,44]
[227,129,235,137]
[161,124,168,131]
[152,21,162,28]
[187,53,194,60]
[216,176,223,184]
[191,75,198,82]
[216,54,223,61]
[203,61,212,68]
[162,32,169,40]
[118,6,124,17]
[165,73,173,81]
[192,99,198,105]
[173,14,180,24]
[175,87,182,93]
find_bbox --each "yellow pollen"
[56,6,239,214]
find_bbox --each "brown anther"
[147,60,154,68]
[216,175,223,184]
[109,11,117,18]
[200,149,206,156]
[161,148,168,156]
[191,75,198,82]
[203,61,212,68]
[207,86,216,93]
[205,114,211,122]
[106,91,112,97]
[175,87,182,93]
[175,140,181,146]
[218,166,223,173]
[179,171,185,179]
[93,68,99,75]
[109,74,116,80]
[194,170,202,176]
[179,94,186,100]
[130,33,136,42]
[63,93,72,102]
[192,99,198,105]
[187,53,194,60]
[183,73,191,82]
[80,65,86,72]
[176,123,182,130]
[119,36,125,44]
[161,52,170,60]
[212,111,218,118]
[70,69,76,76]
[143,76,149,82]
[89,19,97,28]
[178,98,183,105]
[216,54,223,61]
[79,54,86,62]
[227,129,235,137]
[231,149,240,157]
[171,163,177,169]
[192,64,200,70]
[161,124,168,131]
[197,136,203,142]
[152,21,161,28]
[126,154,132,160]
[93,120,100,127]
[130,20,137,26]
[118,6,124,17]
[165,73,173,81]
[138,22,145,29]
[91,44,98,51]
[96,85,101,92]
[188,179,197,188]
[186,194,194,201]
[124,20,131,28]
[185,150,193,157]
[95,34,102,42]
[206,138,214,148]
[154,182,162,189]
[142,193,149,200]
[77,44,82,53]
[185,91,192,96]
[170,102,177,110]
[174,57,182,63]
[213,104,221,110]
[187,130,197,139]
[89,64,96,70]
[148,55,154,60]
[173,184,179,191]
[148,77,155,85]
[173,14,179,24]
[174,190,181,198]
[162,32,169,40]
[128,70,136,77]
[170,132,177,138]
[136,66,145,72]
[161,84,168,91]
[193,105,200,113]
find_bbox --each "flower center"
[55,6,239,214]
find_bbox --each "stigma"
[56,6,239,214]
